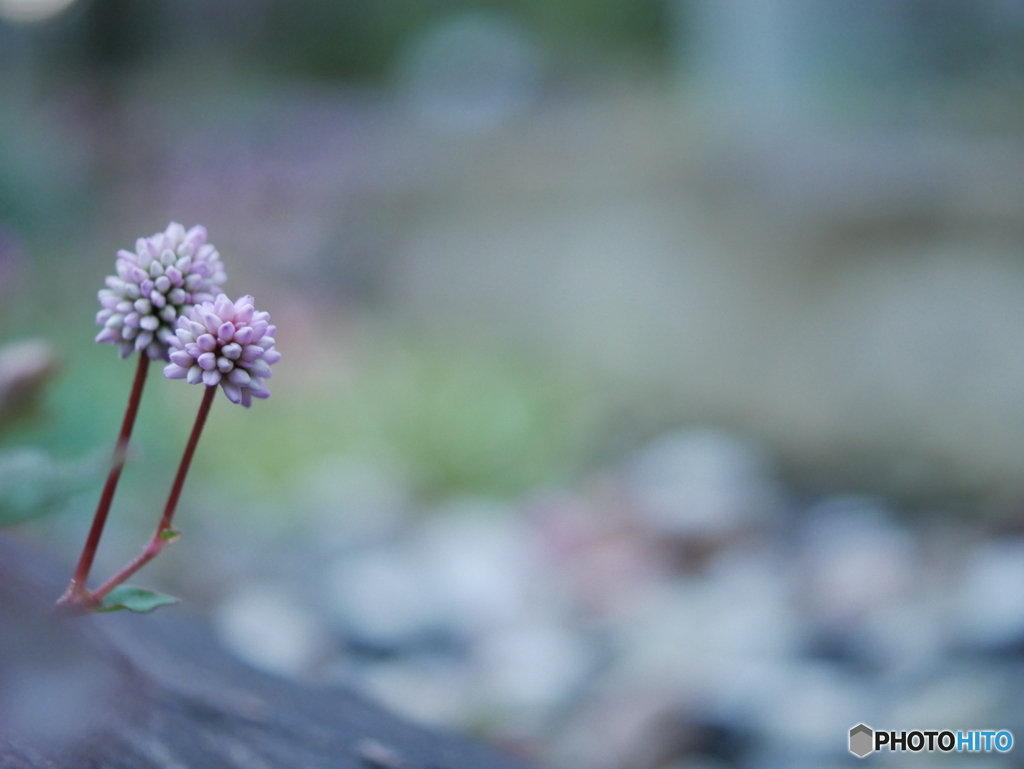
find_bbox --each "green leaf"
[159,528,181,543]
[96,586,180,614]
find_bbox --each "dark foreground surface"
[0,536,538,769]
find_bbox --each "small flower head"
[95,222,227,360]
[163,294,279,407]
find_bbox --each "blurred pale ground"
[5,1,1024,767]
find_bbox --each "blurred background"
[4,0,1024,766]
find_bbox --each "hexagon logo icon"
[849,724,874,758]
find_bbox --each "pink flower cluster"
[163,294,280,407]
[95,223,226,359]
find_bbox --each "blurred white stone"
[859,598,945,677]
[326,545,445,645]
[417,500,548,633]
[474,621,594,712]
[757,662,872,757]
[611,547,797,705]
[888,665,1002,729]
[212,583,328,678]
[356,659,472,729]
[627,430,782,539]
[798,497,918,627]
[955,537,1024,649]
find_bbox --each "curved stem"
[92,384,216,602]
[57,353,150,610]
[155,383,217,534]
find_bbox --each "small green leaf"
[159,528,181,543]
[96,586,180,614]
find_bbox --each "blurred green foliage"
[5,0,668,81]
[0,448,99,526]
[0,107,84,235]
[201,334,601,502]
[0,339,102,527]
[3,323,600,512]
[257,0,668,80]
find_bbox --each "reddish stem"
[57,353,150,610]
[92,384,216,602]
